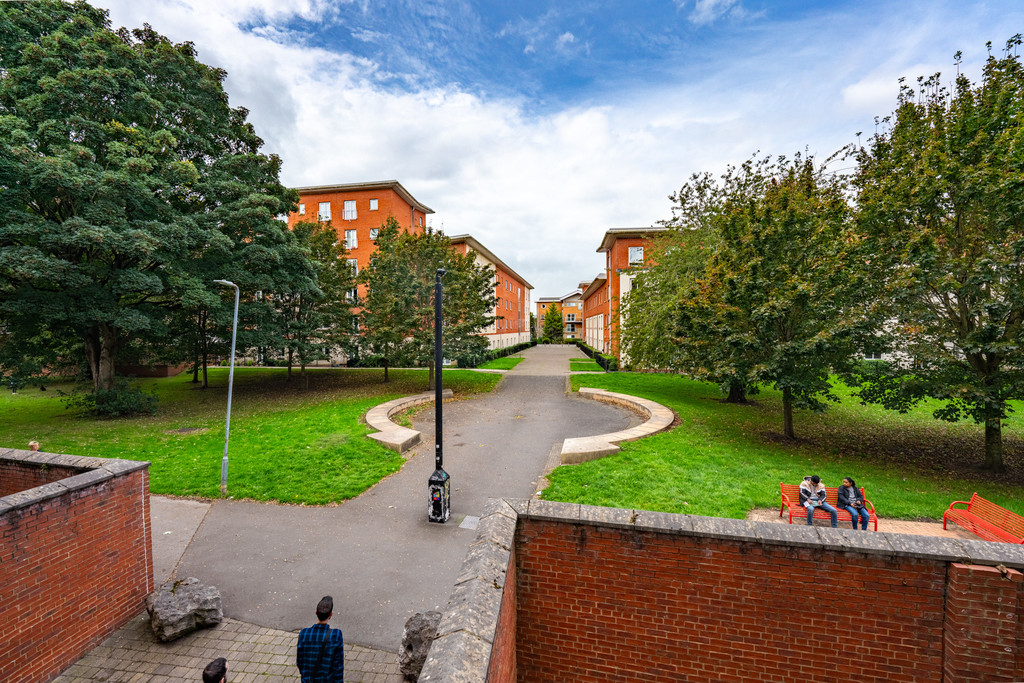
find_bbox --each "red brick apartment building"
[449,235,533,349]
[535,290,585,340]
[589,227,668,358]
[286,179,433,274]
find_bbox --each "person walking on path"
[202,658,227,683]
[296,596,344,683]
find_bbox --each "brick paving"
[746,506,977,538]
[53,614,403,683]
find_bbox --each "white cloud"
[689,0,743,25]
[98,0,1023,297]
[557,31,576,46]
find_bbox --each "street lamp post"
[428,268,450,523]
[214,279,239,496]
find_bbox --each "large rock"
[399,610,441,681]
[145,577,223,642]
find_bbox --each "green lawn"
[477,356,524,370]
[542,373,1024,521]
[570,358,604,372]
[0,368,499,504]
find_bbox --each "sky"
[97,0,1023,299]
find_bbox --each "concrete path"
[169,345,630,651]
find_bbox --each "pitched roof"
[292,180,435,214]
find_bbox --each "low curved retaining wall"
[560,387,675,464]
[366,389,453,453]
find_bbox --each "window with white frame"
[370,199,378,211]
[628,246,644,265]
[370,228,379,240]
[565,314,576,322]
[345,229,357,249]
[298,203,305,215]
[347,258,358,275]
[318,202,331,221]
[343,200,357,220]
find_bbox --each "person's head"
[316,596,333,622]
[28,441,39,451]
[843,477,857,489]
[202,657,227,683]
[810,475,821,486]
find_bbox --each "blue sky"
[101,0,1023,297]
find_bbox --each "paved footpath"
[56,345,631,681]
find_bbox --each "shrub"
[62,379,158,417]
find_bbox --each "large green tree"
[542,306,564,343]
[278,219,356,382]
[853,37,1024,472]
[358,219,496,387]
[670,155,876,437]
[0,2,302,392]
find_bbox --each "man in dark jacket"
[296,596,344,683]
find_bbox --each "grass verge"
[541,373,1023,521]
[0,368,499,504]
[570,358,604,372]
[477,356,524,370]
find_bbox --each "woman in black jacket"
[837,477,870,530]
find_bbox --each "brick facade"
[0,450,153,683]
[424,499,1024,683]
[450,235,533,350]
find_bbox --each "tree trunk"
[191,314,200,383]
[984,417,1005,472]
[287,348,293,380]
[200,310,209,389]
[383,358,389,383]
[725,382,747,403]
[83,323,118,392]
[782,386,795,439]
[427,360,435,391]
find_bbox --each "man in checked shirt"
[296,596,344,682]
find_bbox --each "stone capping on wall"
[560,387,675,464]
[365,389,454,453]
[418,497,1024,683]
[0,448,150,514]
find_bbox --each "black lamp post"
[428,268,450,523]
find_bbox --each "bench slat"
[944,493,1024,544]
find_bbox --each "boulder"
[145,577,223,642]
[399,610,441,681]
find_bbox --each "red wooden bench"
[943,493,1024,544]
[780,482,877,530]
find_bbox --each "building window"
[343,200,357,221]
[346,288,358,303]
[370,228,379,240]
[628,246,644,265]
[370,199,378,211]
[566,314,576,322]
[318,202,331,221]
[345,229,357,249]
[347,258,358,275]
[298,203,305,215]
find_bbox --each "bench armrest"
[945,500,971,512]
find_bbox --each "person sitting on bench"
[799,475,837,527]
[837,476,870,531]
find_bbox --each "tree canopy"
[357,219,497,386]
[853,36,1024,471]
[542,305,564,343]
[0,1,302,394]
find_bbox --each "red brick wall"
[944,563,1023,682]
[0,467,153,683]
[515,518,994,683]
[0,462,81,497]
[487,546,518,683]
